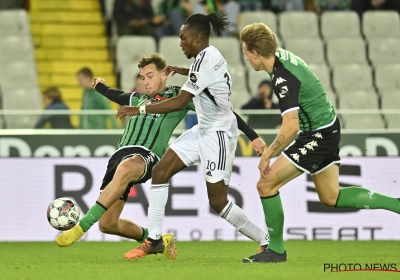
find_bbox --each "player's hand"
[152,15,165,25]
[93,77,105,88]
[258,153,271,179]
[251,137,266,156]
[163,66,189,77]
[116,106,139,119]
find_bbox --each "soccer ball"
[47,198,80,231]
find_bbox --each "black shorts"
[283,117,341,175]
[100,146,159,201]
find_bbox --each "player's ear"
[251,49,259,58]
[161,70,168,82]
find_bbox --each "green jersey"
[117,85,195,158]
[80,88,119,129]
[270,47,336,131]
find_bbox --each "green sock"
[137,228,149,243]
[79,201,107,232]
[261,192,285,254]
[336,187,400,214]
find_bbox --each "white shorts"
[170,125,237,185]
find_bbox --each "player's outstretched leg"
[56,156,146,247]
[314,165,400,213]
[124,233,177,260]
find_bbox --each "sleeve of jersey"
[181,57,212,96]
[275,72,301,116]
[95,83,132,106]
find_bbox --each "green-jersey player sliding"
[55,53,264,259]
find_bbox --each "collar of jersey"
[146,85,172,100]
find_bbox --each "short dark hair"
[184,13,229,37]
[138,53,166,71]
[42,86,62,101]
[258,79,272,89]
[77,67,93,78]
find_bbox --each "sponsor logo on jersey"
[275,77,286,86]
[206,170,212,176]
[290,153,300,162]
[213,58,226,70]
[278,86,288,98]
[189,73,199,83]
[186,80,199,91]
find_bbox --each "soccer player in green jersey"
[240,23,400,263]
[55,53,264,258]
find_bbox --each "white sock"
[219,201,270,246]
[148,184,169,240]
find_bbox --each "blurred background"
[0,0,400,241]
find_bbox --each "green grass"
[0,241,399,280]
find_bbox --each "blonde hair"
[240,23,279,58]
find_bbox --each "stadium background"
[1,0,400,242]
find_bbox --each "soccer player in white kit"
[116,13,270,260]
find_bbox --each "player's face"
[180,24,196,59]
[259,84,272,99]
[77,74,93,89]
[242,42,262,71]
[139,63,165,96]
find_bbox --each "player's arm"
[233,111,265,156]
[94,78,132,106]
[116,90,194,118]
[117,58,211,118]
[263,110,299,159]
[259,72,301,174]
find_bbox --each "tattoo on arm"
[291,111,298,119]
[272,135,286,150]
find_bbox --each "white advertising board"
[0,157,399,241]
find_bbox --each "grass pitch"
[1,241,399,280]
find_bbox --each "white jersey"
[181,45,238,137]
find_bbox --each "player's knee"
[256,179,279,197]
[116,158,142,184]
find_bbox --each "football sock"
[219,201,270,246]
[137,227,148,244]
[148,184,169,240]
[261,192,285,254]
[335,187,400,213]
[79,201,107,232]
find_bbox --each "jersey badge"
[278,86,288,98]
[190,73,199,83]
[186,80,199,91]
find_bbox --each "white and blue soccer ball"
[47,198,80,231]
